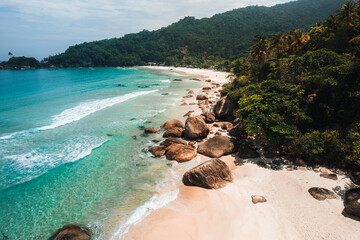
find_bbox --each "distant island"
[0,56,42,70]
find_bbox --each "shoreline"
[119,67,360,240]
[102,66,228,239]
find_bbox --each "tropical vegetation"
[44,0,345,67]
[223,1,360,170]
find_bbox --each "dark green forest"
[0,56,41,69]
[223,1,360,170]
[44,0,346,67]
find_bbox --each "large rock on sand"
[160,137,187,147]
[213,96,234,120]
[149,146,167,158]
[201,111,215,123]
[196,94,208,100]
[163,127,184,138]
[182,158,233,189]
[344,188,360,219]
[49,224,91,240]
[308,187,339,201]
[228,124,247,138]
[161,119,185,130]
[251,195,267,204]
[183,115,209,140]
[197,135,235,158]
[166,144,197,162]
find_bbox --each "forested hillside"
[223,1,360,170]
[45,0,347,67]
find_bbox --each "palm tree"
[336,1,356,27]
[251,34,269,62]
[270,33,282,59]
[289,30,310,52]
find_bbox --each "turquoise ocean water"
[0,67,202,239]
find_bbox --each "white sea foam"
[0,90,158,140]
[37,90,158,131]
[109,189,179,240]
[161,80,171,83]
[1,137,106,190]
[0,131,27,140]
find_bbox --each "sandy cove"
[123,67,360,240]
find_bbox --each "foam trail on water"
[0,90,158,140]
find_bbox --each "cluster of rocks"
[141,80,265,190]
[146,95,242,162]
[305,170,360,221]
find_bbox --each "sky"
[0,0,291,61]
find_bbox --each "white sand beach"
[122,67,360,240]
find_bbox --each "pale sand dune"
[122,67,360,240]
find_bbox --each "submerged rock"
[308,187,339,201]
[183,115,209,140]
[182,158,233,189]
[344,188,360,219]
[197,135,235,158]
[49,224,91,240]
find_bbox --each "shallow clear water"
[0,67,202,239]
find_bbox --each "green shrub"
[295,130,346,165]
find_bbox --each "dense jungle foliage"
[44,0,346,67]
[223,1,360,170]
